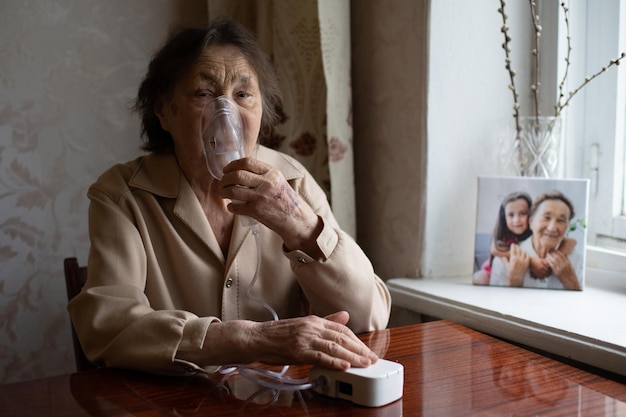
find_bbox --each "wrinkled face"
[530,199,571,252]
[504,198,530,236]
[156,44,263,163]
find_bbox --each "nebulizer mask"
[199,96,274,323]
[200,96,245,180]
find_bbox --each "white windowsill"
[387,253,626,377]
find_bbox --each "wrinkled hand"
[250,311,378,370]
[220,158,320,253]
[502,244,529,286]
[545,251,570,277]
[529,256,551,279]
[545,251,580,290]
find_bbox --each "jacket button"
[297,257,307,264]
[225,277,233,288]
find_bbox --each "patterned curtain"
[207,0,356,236]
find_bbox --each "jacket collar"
[128,152,181,198]
[126,146,305,265]
[129,152,223,260]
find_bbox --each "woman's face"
[504,198,530,236]
[156,44,263,164]
[530,199,571,252]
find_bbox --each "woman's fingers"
[308,314,378,367]
[546,251,570,276]
[323,310,350,325]
[220,159,287,211]
[220,158,275,194]
[222,157,268,175]
[530,257,551,278]
[253,313,378,370]
[307,336,373,370]
[305,325,377,369]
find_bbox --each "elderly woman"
[68,19,391,375]
[490,191,582,290]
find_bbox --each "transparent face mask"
[200,96,245,180]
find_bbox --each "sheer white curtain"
[207,0,356,236]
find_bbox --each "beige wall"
[0,0,207,384]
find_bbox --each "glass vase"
[502,116,562,178]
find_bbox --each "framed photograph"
[473,176,589,290]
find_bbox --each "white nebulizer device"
[201,96,245,180]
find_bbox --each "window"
[562,0,626,254]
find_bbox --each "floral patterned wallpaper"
[0,0,208,383]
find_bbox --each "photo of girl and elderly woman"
[473,177,589,291]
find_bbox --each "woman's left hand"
[220,157,322,256]
[545,251,581,290]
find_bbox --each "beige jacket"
[68,146,391,374]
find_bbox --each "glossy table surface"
[1,320,626,416]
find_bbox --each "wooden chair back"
[63,257,96,371]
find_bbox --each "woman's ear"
[154,99,170,132]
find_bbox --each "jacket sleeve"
[283,169,391,333]
[67,180,216,374]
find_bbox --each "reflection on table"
[1,320,625,416]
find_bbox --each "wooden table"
[1,320,625,416]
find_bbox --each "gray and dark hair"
[133,19,283,153]
[530,190,575,221]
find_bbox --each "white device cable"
[245,222,279,322]
[217,220,320,392]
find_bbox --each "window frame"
[561,0,626,251]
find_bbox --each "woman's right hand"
[546,251,581,290]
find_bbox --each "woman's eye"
[196,89,215,98]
